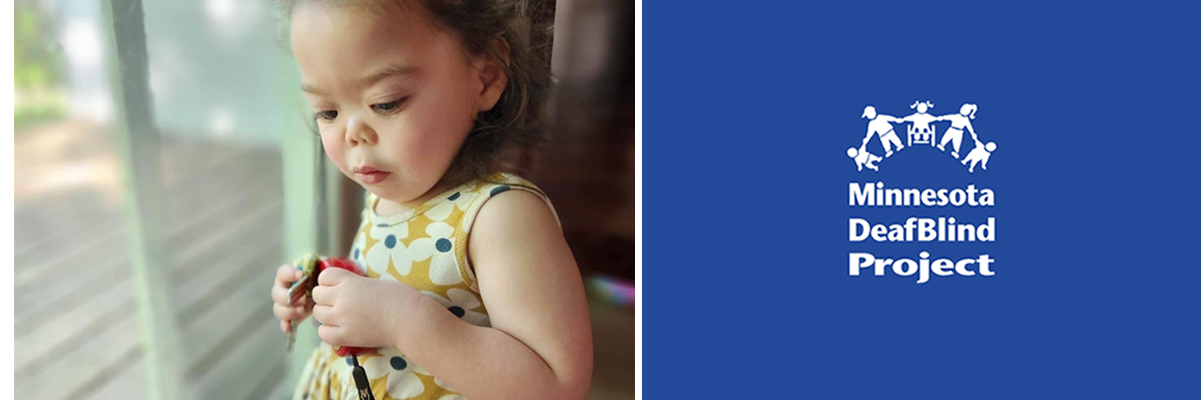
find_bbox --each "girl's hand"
[310,267,419,349]
[271,264,314,334]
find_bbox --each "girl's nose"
[344,115,377,146]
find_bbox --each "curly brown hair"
[278,0,554,187]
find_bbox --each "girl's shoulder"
[460,172,560,225]
[455,172,563,290]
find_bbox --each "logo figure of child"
[936,103,979,159]
[847,145,882,171]
[860,105,905,157]
[962,140,997,173]
[900,100,938,146]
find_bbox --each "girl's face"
[291,4,493,206]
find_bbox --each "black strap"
[350,356,376,400]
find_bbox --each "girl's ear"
[474,36,511,113]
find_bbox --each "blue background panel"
[644,1,1200,398]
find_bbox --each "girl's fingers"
[273,303,294,320]
[271,281,306,306]
[310,286,329,305]
[316,324,344,346]
[311,304,335,325]
[273,264,310,305]
[271,283,289,305]
[276,264,299,287]
[281,319,292,334]
[274,303,311,321]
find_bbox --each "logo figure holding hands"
[860,105,905,158]
[900,100,939,146]
[937,103,980,159]
[847,100,997,173]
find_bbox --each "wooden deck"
[15,122,290,400]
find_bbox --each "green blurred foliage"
[16,0,67,129]
[15,1,64,89]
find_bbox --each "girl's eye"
[316,110,338,122]
[371,98,407,114]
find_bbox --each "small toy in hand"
[286,254,373,357]
[285,254,320,352]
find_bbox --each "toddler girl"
[268,1,593,399]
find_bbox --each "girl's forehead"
[291,4,454,84]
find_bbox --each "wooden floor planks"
[15,137,292,400]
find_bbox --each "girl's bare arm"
[389,191,594,400]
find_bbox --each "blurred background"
[12,0,634,399]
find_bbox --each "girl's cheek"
[320,133,345,169]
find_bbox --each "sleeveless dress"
[291,172,558,400]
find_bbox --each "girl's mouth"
[353,166,390,184]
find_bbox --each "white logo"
[848,101,997,173]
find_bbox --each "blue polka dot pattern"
[345,357,354,366]
[390,356,407,370]
[448,192,460,201]
[353,248,360,260]
[448,306,465,318]
[436,238,452,253]
[489,185,510,196]
[385,234,397,249]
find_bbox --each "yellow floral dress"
[292,172,558,400]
